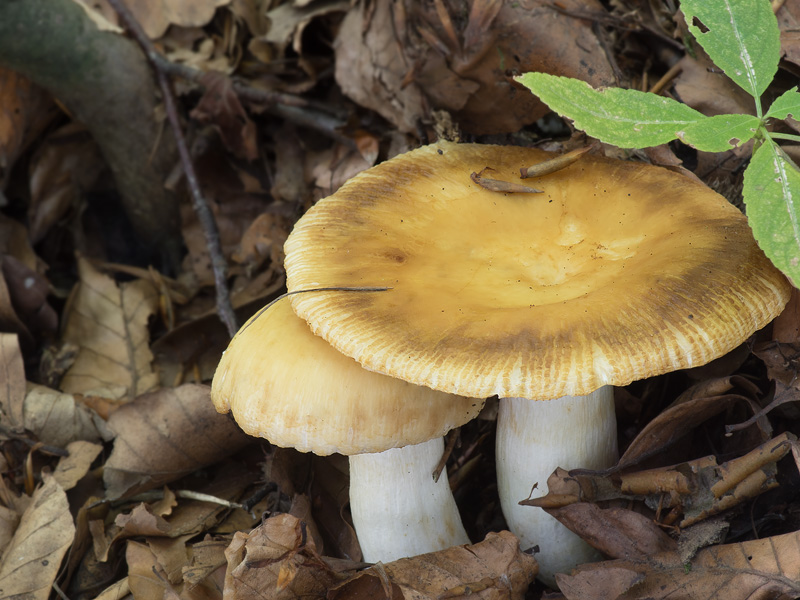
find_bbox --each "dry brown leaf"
[331,530,537,600]
[0,504,19,555]
[0,260,33,351]
[619,376,758,468]
[672,52,755,118]
[53,440,103,490]
[103,383,252,499]
[126,539,179,600]
[264,0,349,55]
[557,530,800,600]
[0,332,25,431]
[0,214,41,272]
[116,503,172,537]
[190,72,258,161]
[60,256,159,400]
[123,0,231,39]
[224,513,358,599]
[1,255,58,341]
[24,383,113,447]
[183,536,229,585]
[27,122,105,242]
[334,0,614,134]
[308,144,376,200]
[0,474,76,600]
[93,577,131,600]
[545,504,676,561]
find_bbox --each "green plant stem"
[768,132,800,143]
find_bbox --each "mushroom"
[282,141,793,585]
[210,297,483,562]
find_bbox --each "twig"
[106,0,238,337]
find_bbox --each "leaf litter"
[2,0,800,599]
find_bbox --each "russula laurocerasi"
[210,297,484,562]
[282,141,792,585]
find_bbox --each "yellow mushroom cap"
[210,297,484,456]
[284,141,793,400]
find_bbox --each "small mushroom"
[211,297,483,562]
[283,141,793,585]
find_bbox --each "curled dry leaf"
[53,440,103,490]
[60,256,159,400]
[0,474,76,600]
[24,384,113,448]
[223,512,357,600]
[103,383,252,499]
[126,539,178,599]
[0,332,25,431]
[557,529,800,600]
[331,531,537,600]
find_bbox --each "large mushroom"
[211,297,483,562]
[282,141,792,584]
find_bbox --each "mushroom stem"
[349,436,470,562]
[496,387,617,587]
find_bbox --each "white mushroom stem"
[349,436,470,562]
[496,387,617,587]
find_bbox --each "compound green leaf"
[743,139,800,286]
[680,0,779,100]
[766,87,800,120]
[516,73,704,148]
[676,114,760,151]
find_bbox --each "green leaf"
[680,0,779,100]
[742,139,800,286]
[675,114,760,151]
[766,87,800,120]
[516,73,705,148]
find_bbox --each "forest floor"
[2,0,800,599]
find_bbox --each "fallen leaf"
[60,256,159,400]
[0,475,76,600]
[264,0,348,55]
[334,0,615,134]
[0,504,19,555]
[24,383,113,447]
[0,332,25,431]
[223,513,358,600]
[190,72,258,161]
[0,260,33,351]
[331,531,537,600]
[557,530,800,600]
[123,0,231,39]
[126,539,179,599]
[27,122,105,243]
[103,383,252,499]
[1,255,58,341]
[53,440,103,490]
[619,376,759,469]
[545,504,676,561]
[92,577,131,600]
[115,503,172,537]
